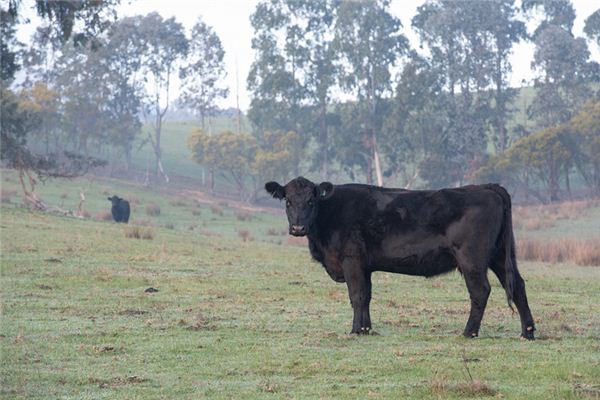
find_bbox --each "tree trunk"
[373,135,383,187]
[320,103,328,179]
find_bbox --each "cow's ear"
[107,197,112,201]
[265,181,285,199]
[317,182,334,199]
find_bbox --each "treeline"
[190,0,600,202]
[2,0,600,204]
[1,2,227,183]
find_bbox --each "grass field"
[2,170,600,399]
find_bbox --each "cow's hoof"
[520,326,535,340]
[350,327,372,335]
[463,331,478,339]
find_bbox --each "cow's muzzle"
[290,225,306,236]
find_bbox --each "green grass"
[0,169,286,243]
[2,195,600,398]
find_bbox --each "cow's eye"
[286,200,291,207]
[308,200,314,206]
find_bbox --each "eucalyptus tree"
[247,0,309,176]
[138,12,188,182]
[411,0,526,186]
[584,9,600,48]
[93,16,146,170]
[179,18,228,130]
[334,0,408,185]
[524,0,597,128]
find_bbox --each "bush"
[237,229,253,242]
[163,222,175,230]
[191,209,201,216]
[210,204,223,216]
[146,202,161,216]
[0,188,16,204]
[235,210,253,221]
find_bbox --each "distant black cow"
[265,177,535,340]
[107,196,130,223]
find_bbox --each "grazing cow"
[265,177,536,339]
[107,195,130,223]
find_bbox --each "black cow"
[107,195,130,223]
[265,177,535,340]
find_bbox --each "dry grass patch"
[514,199,599,231]
[285,236,307,247]
[517,237,600,266]
[237,229,254,242]
[124,225,155,240]
[429,376,496,397]
[169,198,187,207]
[145,202,161,216]
[95,211,113,221]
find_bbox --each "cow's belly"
[372,246,456,277]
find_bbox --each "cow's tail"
[488,184,516,311]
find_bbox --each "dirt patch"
[89,375,149,388]
[118,309,148,316]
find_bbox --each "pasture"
[1,171,600,399]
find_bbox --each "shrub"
[237,229,253,242]
[0,188,16,203]
[60,192,69,199]
[210,204,223,216]
[146,202,161,216]
[163,222,175,230]
[191,209,201,216]
[235,210,252,221]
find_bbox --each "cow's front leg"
[342,257,372,335]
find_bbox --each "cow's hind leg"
[461,270,491,338]
[490,259,535,340]
[342,258,372,335]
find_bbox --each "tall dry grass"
[513,199,599,232]
[517,238,600,266]
[124,225,155,240]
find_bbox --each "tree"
[179,18,228,129]
[1,86,105,210]
[334,0,408,185]
[411,0,526,187]
[584,9,600,47]
[247,0,309,176]
[138,12,188,182]
[1,0,115,211]
[0,6,21,82]
[568,100,600,195]
[474,124,575,202]
[8,0,120,46]
[97,16,146,170]
[525,0,597,128]
[188,129,257,201]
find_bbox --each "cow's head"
[265,177,334,236]
[107,196,121,206]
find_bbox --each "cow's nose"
[291,225,305,235]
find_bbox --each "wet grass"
[1,206,599,399]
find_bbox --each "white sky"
[16,0,600,111]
